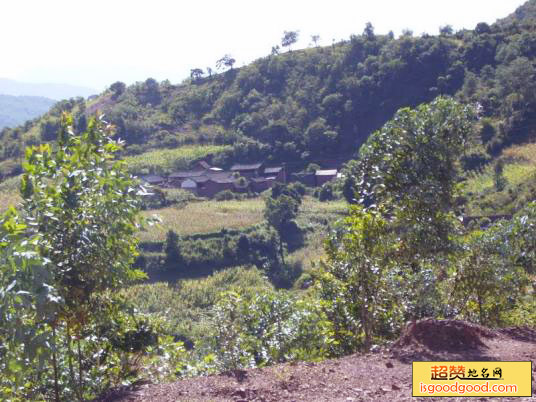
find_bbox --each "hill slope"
[1,2,536,211]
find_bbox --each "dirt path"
[101,322,536,401]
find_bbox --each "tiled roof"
[264,166,283,174]
[251,177,275,183]
[169,170,205,179]
[141,175,164,183]
[315,169,338,176]
[230,163,263,171]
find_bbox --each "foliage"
[208,290,331,370]
[452,222,530,326]
[315,206,403,353]
[317,98,475,353]
[347,97,474,258]
[123,145,230,175]
[0,115,185,401]
[264,193,300,264]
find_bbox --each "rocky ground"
[100,320,536,401]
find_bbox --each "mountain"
[1,1,536,195]
[0,94,55,129]
[0,78,97,100]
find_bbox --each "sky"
[0,0,527,91]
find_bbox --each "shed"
[315,169,338,186]
[192,160,211,170]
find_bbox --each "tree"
[164,229,183,269]
[311,34,320,47]
[351,97,474,258]
[363,22,375,40]
[3,113,156,400]
[110,81,126,100]
[493,159,507,191]
[281,30,299,51]
[316,206,402,352]
[216,54,236,71]
[264,194,299,264]
[317,98,475,353]
[439,25,453,36]
[190,68,204,82]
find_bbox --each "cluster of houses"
[141,161,339,198]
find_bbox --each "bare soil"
[99,320,536,401]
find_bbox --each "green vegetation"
[140,198,265,241]
[2,2,536,399]
[124,144,231,174]
[3,1,536,183]
[0,116,184,401]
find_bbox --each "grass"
[140,198,265,242]
[464,143,536,215]
[124,144,231,174]
[140,196,347,243]
[119,266,272,341]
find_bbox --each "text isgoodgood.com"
[420,381,518,395]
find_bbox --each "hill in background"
[1,1,536,214]
[0,94,55,129]
[0,77,96,100]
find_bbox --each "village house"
[263,166,286,183]
[141,160,290,198]
[230,162,264,178]
[141,174,165,186]
[315,169,338,186]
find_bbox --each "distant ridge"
[0,94,55,129]
[0,78,97,101]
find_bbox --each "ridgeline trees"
[281,30,299,51]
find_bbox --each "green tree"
[315,206,402,353]
[317,98,475,353]
[216,54,236,71]
[110,81,126,100]
[190,68,204,82]
[0,113,173,400]
[351,97,474,258]
[164,229,183,269]
[264,194,299,264]
[281,30,299,51]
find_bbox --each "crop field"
[464,143,536,215]
[140,196,347,242]
[140,198,265,241]
[124,144,231,174]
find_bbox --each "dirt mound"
[394,318,495,352]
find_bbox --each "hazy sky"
[0,0,526,91]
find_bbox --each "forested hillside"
[1,0,536,179]
[0,94,55,129]
[2,2,536,400]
